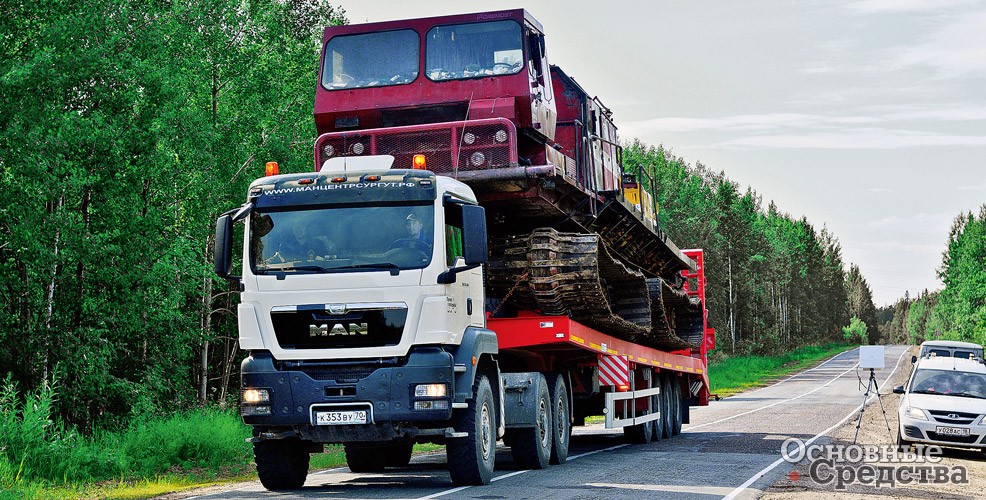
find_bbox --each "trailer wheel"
[670,379,683,436]
[650,390,664,440]
[385,440,415,467]
[624,417,654,443]
[660,376,673,439]
[344,442,387,472]
[548,374,570,464]
[255,438,310,491]
[448,374,496,485]
[509,373,552,469]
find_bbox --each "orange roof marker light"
[265,161,279,176]
[412,154,427,170]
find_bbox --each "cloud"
[957,182,986,191]
[893,10,986,77]
[847,0,976,14]
[717,128,986,149]
[623,113,881,133]
[869,212,957,230]
[887,105,986,121]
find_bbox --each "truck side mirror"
[214,214,239,282]
[438,203,487,284]
[460,204,488,266]
[892,385,905,394]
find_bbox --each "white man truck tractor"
[213,8,715,491]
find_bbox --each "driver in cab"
[391,213,432,253]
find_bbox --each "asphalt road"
[178,345,910,500]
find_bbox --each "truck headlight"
[415,383,447,398]
[905,407,928,421]
[243,388,270,404]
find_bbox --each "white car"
[912,340,984,364]
[895,356,986,451]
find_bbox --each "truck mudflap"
[239,348,455,432]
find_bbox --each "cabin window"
[322,29,419,90]
[426,20,523,81]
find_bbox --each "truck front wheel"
[385,440,415,467]
[447,374,496,485]
[344,442,388,472]
[255,438,310,491]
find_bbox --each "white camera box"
[859,345,886,369]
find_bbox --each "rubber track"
[487,228,702,350]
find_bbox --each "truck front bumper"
[240,347,456,442]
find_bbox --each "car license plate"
[936,425,971,437]
[315,410,367,425]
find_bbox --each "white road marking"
[743,348,856,396]
[416,443,629,499]
[685,361,861,432]
[719,346,909,500]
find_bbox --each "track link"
[487,228,702,350]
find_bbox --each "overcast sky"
[339,0,986,306]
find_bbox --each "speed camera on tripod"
[859,345,886,370]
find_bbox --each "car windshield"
[322,29,419,90]
[910,368,986,398]
[250,204,434,274]
[426,20,523,81]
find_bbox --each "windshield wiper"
[329,263,402,275]
[332,263,401,271]
[259,265,326,274]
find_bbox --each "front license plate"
[936,425,971,437]
[315,410,367,426]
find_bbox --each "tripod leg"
[852,374,875,444]
[871,370,894,439]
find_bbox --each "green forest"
[1,0,983,496]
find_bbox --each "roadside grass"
[0,375,445,499]
[708,342,855,398]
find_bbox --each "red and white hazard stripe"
[597,354,630,389]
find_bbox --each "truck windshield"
[322,29,419,90]
[426,20,523,81]
[250,204,434,274]
[911,369,986,398]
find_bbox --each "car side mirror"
[893,385,905,394]
[911,355,917,364]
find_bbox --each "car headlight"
[904,407,928,421]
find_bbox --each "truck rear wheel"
[548,374,570,464]
[448,374,496,485]
[660,376,673,439]
[650,390,664,440]
[509,373,552,469]
[624,418,654,443]
[670,378,683,436]
[255,438,310,491]
[344,442,387,472]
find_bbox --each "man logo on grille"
[310,323,369,337]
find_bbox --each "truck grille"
[315,118,518,175]
[271,307,406,349]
